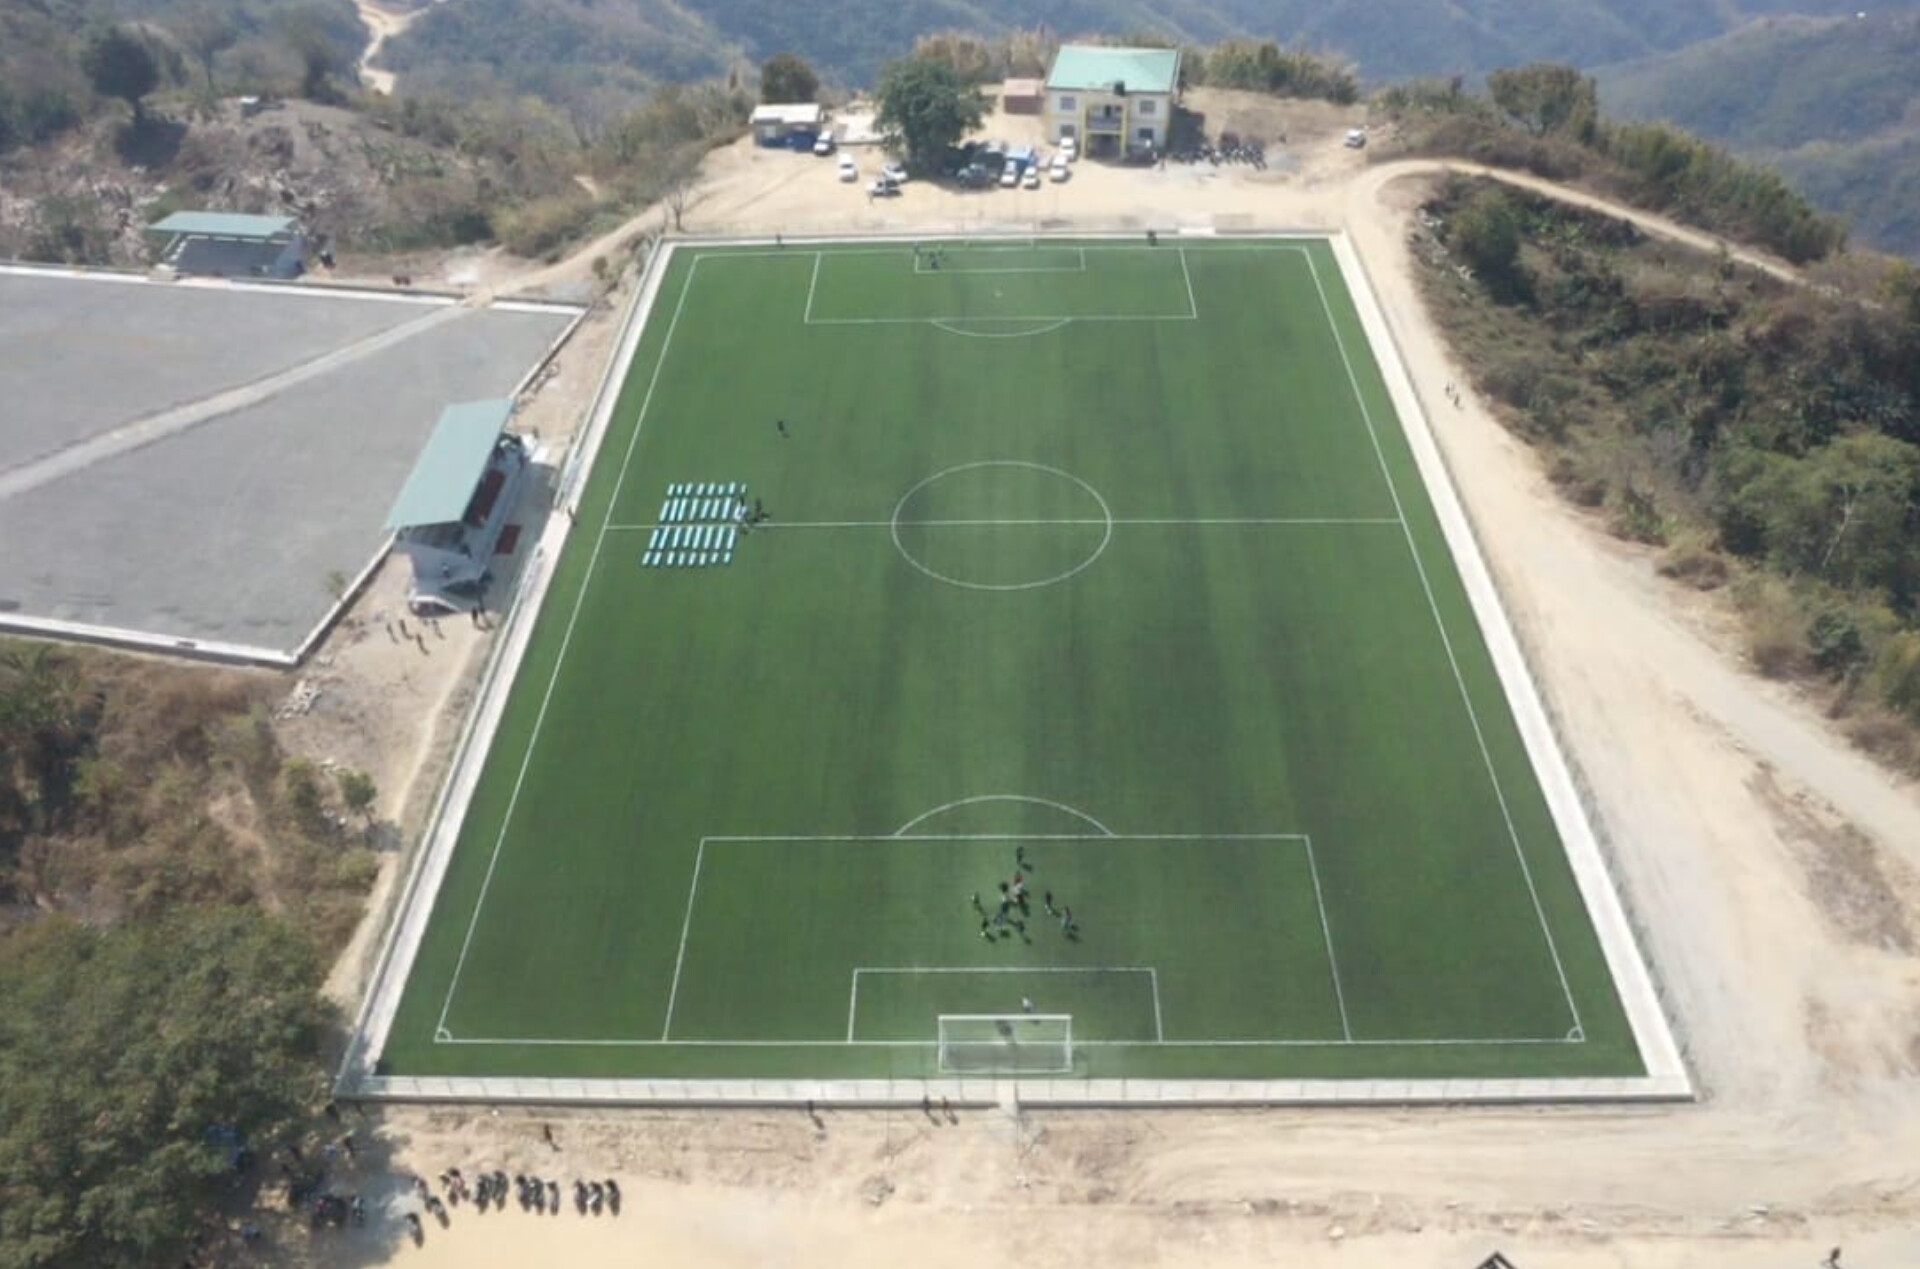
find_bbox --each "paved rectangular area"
[0,268,577,657]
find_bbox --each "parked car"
[1022,165,1041,190]
[837,155,858,181]
[956,164,993,189]
[868,176,901,197]
[814,132,836,156]
[881,163,909,184]
[1059,136,1077,161]
[1049,153,1070,182]
[1344,128,1367,149]
[999,161,1019,188]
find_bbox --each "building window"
[1138,126,1156,142]
[1138,99,1156,116]
[1060,123,1077,139]
[1058,95,1076,111]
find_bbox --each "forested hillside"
[0,0,366,149]
[1415,177,1920,767]
[1598,12,1920,256]
[379,0,1866,120]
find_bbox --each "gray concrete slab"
[0,270,576,657]
[0,269,432,464]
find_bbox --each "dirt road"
[352,0,420,96]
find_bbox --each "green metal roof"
[383,400,514,531]
[1045,46,1180,96]
[145,211,297,240]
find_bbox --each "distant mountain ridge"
[379,0,1868,114]
[1597,10,1920,255]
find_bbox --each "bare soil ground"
[266,91,1920,1269]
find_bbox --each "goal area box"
[938,1014,1073,1074]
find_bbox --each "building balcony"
[1084,113,1125,134]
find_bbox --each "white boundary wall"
[338,232,1692,1107]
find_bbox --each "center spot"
[890,461,1112,591]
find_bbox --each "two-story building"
[1043,45,1180,159]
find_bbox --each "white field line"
[804,250,822,323]
[806,312,1196,326]
[1178,247,1198,318]
[1151,968,1164,1041]
[893,793,1115,837]
[660,837,708,1040]
[1303,249,1586,1038]
[913,253,1087,275]
[701,833,1308,843]
[604,517,1400,531]
[846,966,1158,1043]
[433,253,703,1036]
[1301,836,1353,1042]
[434,1035,1580,1048]
[629,834,1355,1052]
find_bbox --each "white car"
[813,132,835,156]
[1049,154,1070,182]
[1022,165,1041,190]
[837,155,858,181]
[1344,128,1367,149]
[881,163,909,184]
[999,161,1019,188]
[1059,136,1077,161]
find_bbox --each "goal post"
[936,1013,1073,1074]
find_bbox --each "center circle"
[890,461,1113,591]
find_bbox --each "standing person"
[776,419,789,438]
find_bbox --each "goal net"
[936,1014,1073,1074]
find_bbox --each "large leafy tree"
[0,910,330,1269]
[1487,62,1597,140]
[79,27,160,123]
[759,52,818,104]
[876,55,984,174]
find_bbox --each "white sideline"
[335,241,678,1090]
[1325,234,1688,1093]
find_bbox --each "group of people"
[970,844,1080,942]
[428,1167,620,1217]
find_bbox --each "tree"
[0,910,329,1268]
[336,768,377,825]
[1732,433,1920,595]
[1449,185,1526,299]
[759,52,818,104]
[174,6,238,95]
[1487,63,1597,140]
[80,27,160,123]
[875,55,985,174]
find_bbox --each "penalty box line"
[804,244,1226,326]
[659,833,1343,1046]
[914,246,1087,274]
[846,966,1162,1043]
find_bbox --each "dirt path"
[352,0,421,96]
[301,100,1920,1269]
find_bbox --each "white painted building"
[1044,45,1181,158]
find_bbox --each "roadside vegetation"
[1378,64,1847,264]
[0,641,380,1267]
[1415,175,1920,769]
[906,28,1357,106]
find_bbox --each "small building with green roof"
[145,210,307,280]
[1044,45,1181,157]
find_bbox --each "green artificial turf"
[378,239,1646,1082]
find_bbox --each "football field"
[372,237,1665,1089]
